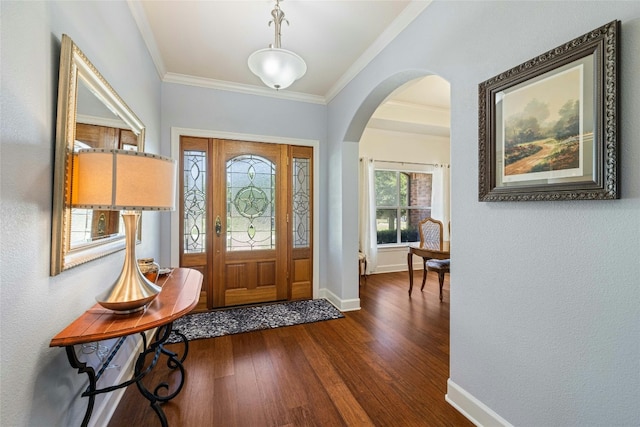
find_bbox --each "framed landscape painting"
[478,20,620,201]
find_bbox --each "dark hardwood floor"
[108,270,472,426]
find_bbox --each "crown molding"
[367,118,450,138]
[370,99,450,136]
[76,114,127,129]
[163,73,326,104]
[381,99,450,114]
[127,0,166,80]
[324,0,433,103]
[128,0,432,105]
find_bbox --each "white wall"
[327,1,640,425]
[359,128,450,164]
[1,1,163,425]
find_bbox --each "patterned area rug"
[166,299,344,343]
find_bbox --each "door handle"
[215,215,222,236]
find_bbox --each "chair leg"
[438,271,445,302]
[421,259,428,290]
[363,259,367,283]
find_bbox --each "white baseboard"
[446,379,513,427]
[318,287,361,311]
[372,264,412,274]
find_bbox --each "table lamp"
[72,148,177,313]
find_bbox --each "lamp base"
[96,273,161,314]
[96,211,162,314]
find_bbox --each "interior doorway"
[358,74,451,276]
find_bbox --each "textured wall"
[327,1,640,425]
[0,1,162,425]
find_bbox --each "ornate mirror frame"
[51,34,146,275]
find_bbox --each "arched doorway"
[358,74,451,276]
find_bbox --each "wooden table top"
[408,241,450,259]
[50,268,203,348]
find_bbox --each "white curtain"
[430,164,451,241]
[359,157,377,274]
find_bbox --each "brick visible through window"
[375,170,432,245]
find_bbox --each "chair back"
[418,217,443,250]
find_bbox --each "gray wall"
[1,1,163,425]
[326,1,640,425]
[2,0,639,426]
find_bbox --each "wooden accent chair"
[358,251,367,285]
[418,218,450,302]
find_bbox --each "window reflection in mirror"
[70,78,138,248]
[50,34,145,275]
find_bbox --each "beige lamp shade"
[72,149,176,211]
[70,148,176,313]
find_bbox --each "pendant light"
[248,0,307,90]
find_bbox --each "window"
[375,170,432,245]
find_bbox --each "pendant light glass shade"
[248,0,306,90]
[248,47,306,90]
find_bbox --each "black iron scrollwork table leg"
[64,322,189,427]
[133,323,189,426]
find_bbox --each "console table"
[50,268,203,427]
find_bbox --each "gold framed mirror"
[51,34,145,275]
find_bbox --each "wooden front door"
[213,139,288,307]
[179,137,312,310]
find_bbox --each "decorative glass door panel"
[227,155,276,251]
[184,150,207,254]
[289,146,313,300]
[292,157,310,248]
[179,137,212,311]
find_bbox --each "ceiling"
[128,0,450,135]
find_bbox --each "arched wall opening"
[344,70,451,295]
